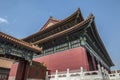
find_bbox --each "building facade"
[9,8,114,79]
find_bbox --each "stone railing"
[46,64,110,80]
[109,70,120,80]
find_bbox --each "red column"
[91,55,97,70]
[23,61,30,80]
[15,60,30,80]
[82,47,90,71]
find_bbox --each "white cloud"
[0,17,8,24]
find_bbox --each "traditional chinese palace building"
[0,8,114,80]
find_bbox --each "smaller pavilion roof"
[0,32,42,54]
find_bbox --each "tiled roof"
[33,14,94,44]
[0,32,42,54]
[23,8,84,41]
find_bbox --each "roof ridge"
[39,16,61,31]
[49,16,61,21]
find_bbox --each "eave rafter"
[88,21,114,66]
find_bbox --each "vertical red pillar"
[82,47,90,71]
[23,61,30,80]
[91,55,97,70]
[15,60,30,80]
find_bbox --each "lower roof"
[0,32,42,54]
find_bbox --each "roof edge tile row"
[0,32,42,53]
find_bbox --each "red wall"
[9,47,89,77]
[34,47,89,73]
[28,61,46,79]
[9,61,46,79]
[9,63,18,77]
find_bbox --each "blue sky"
[0,0,120,70]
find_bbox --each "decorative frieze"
[0,42,33,61]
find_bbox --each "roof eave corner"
[77,8,84,21]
